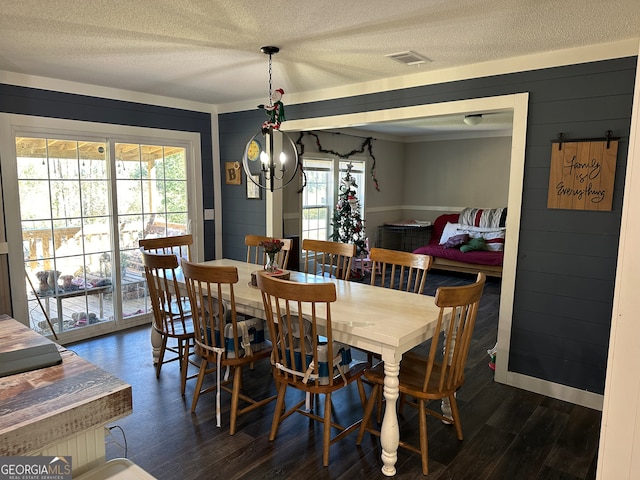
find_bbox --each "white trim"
[210,113,223,259]
[282,94,522,132]
[597,42,640,479]
[218,39,639,113]
[494,94,528,390]
[0,70,214,113]
[506,371,604,411]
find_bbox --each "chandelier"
[242,46,299,192]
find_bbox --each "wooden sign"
[225,161,241,185]
[547,139,618,211]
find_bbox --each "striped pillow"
[459,207,507,229]
[456,225,506,252]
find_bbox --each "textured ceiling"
[1,0,639,109]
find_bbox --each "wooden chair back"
[180,259,275,430]
[139,234,193,261]
[301,238,355,280]
[141,249,195,394]
[256,271,368,466]
[257,273,338,388]
[369,247,432,294]
[426,272,486,394]
[245,234,292,269]
[180,260,240,362]
[141,250,190,338]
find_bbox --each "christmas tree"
[330,163,367,258]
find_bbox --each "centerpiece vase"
[265,252,279,273]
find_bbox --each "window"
[16,135,192,339]
[301,156,365,242]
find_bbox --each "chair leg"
[323,392,332,467]
[230,367,241,435]
[418,399,429,476]
[179,338,188,396]
[449,394,464,440]
[190,359,208,413]
[356,378,367,407]
[356,384,379,445]
[269,382,287,441]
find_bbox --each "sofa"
[413,208,506,278]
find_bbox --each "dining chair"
[244,234,293,270]
[256,272,369,467]
[139,234,193,261]
[141,250,196,395]
[366,247,433,417]
[369,247,432,293]
[181,259,276,434]
[301,238,356,280]
[140,234,193,364]
[356,272,486,475]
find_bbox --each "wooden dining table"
[193,259,442,476]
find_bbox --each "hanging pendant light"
[242,46,299,193]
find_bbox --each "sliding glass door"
[16,136,190,338]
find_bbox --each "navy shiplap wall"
[220,57,637,394]
[218,110,267,261]
[0,84,216,257]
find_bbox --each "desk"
[0,315,132,476]
[199,259,441,476]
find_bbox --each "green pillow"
[460,237,488,253]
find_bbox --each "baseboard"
[503,370,604,411]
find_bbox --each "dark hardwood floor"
[68,271,601,480]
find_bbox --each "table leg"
[380,355,400,476]
[56,296,64,332]
[151,326,162,364]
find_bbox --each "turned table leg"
[380,355,400,476]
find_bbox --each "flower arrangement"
[259,238,284,254]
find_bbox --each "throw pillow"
[439,222,462,245]
[455,226,506,251]
[443,233,469,249]
[481,230,506,251]
[460,237,488,253]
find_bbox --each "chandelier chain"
[268,54,273,107]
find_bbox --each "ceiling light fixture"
[242,46,299,193]
[464,114,483,126]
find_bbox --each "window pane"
[50,181,81,218]
[18,180,52,220]
[82,180,110,216]
[79,142,108,180]
[302,158,332,242]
